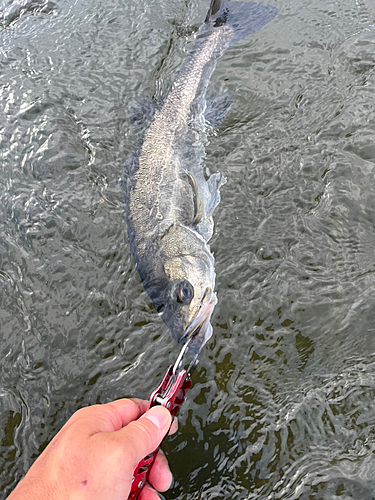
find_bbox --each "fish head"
[145,223,217,354]
[162,253,217,354]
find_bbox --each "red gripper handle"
[128,366,192,500]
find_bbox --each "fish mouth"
[183,288,217,349]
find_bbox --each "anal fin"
[128,99,158,133]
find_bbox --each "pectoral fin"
[185,171,205,226]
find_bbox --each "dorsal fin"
[205,92,235,127]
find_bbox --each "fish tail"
[204,0,277,46]
[205,0,224,22]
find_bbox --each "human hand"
[9,399,175,500]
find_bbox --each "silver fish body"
[124,0,277,353]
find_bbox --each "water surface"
[1,0,375,498]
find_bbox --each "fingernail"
[143,407,171,430]
[162,468,173,492]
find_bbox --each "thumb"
[121,406,172,465]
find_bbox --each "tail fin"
[205,0,277,45]
[205,0,224,22]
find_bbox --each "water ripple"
[2,0,375,498]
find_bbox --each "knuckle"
[69,404,100,422]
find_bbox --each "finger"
[120,406,172,465]
[65,399,142,434]
[104,398,146,430]
[129,398,149,416]
[168,416,178,435]
[138,482,161,500]
[148,449,173,492]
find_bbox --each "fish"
[124,0,277,353]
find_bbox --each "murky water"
[1,0,375,498]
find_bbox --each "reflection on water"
[1,0,375,498]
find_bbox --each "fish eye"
[172,281,194,304]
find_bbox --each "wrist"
[8,468,61,500]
